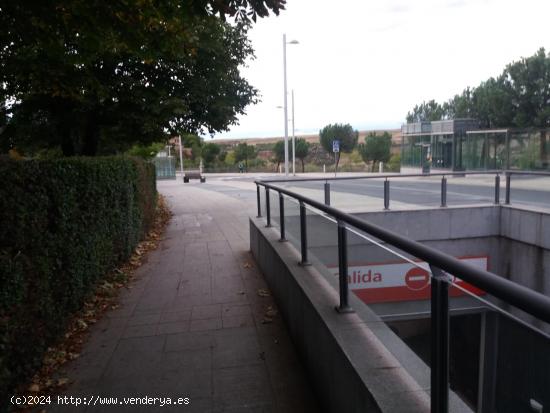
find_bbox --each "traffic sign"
[332,140,340,153]
[328,256,487,303]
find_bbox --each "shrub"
[0,157,156,405]
[386,154,401,172]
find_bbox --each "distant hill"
[210,129,401,147]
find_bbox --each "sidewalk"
[52,180,318,412]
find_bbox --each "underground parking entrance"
[251,196,550,413]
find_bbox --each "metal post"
[384,179,390,210]
[292,89,296,176]
[336,221,353,313]
[494,174,500,205]
[441,176,447,207]
[299,201,310,265]
[283,34,289,176]
[265,187,271,227]
[279,193,286,242]
[505,173,511,205]
[324,182,331,206]
[430,265,449,413]
[256,185,262,217]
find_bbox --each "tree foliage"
[294,138,309,172]
[0,1,285,156]
[201,142,221,166]
[406,48,550,130]
[319,123,358,171]
[271,140,293,171]
[406,100,446,123]
[234,142,256,169]
[359,131,392,172]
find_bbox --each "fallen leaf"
[29,383,40,392]
[243,262,252,269]
[265,309,277,318]
[257,289,270,297]
[57,378,69,386]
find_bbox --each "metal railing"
[254,171,550,413]
[258,170,550,209]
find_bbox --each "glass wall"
[431,134,453,169]
[509,129,550,170]
[401,134,430,168]
[402,127,550,171]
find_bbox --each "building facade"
[401,119,550,171]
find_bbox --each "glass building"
[401,119,550,171]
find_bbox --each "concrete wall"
[250,217,472,413]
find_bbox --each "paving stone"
[52,179,318,413]
[157,321,190,335]
[191,304,221,320]
[159,308,192,323]
[190,317,223,332]
[122,324,159,339]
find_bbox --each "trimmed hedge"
[0,157,156,405]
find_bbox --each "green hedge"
[0,157,156,405]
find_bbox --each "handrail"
[255,179,550,324]
[259,169,550,183]
[256,172,550,412]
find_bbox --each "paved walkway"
[53,179,318,412]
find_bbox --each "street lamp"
[277,89,297,175]
[283,34,299,176]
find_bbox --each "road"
[292,177,550,209]
[194,173,550,211]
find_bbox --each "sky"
[211,0,550,140]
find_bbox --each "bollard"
[505,173,511,204]
[384,179,390,210]
[441,176,447,207]
[494,175,500,204]
[324,182,331,206]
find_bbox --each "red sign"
[329,256,487,304]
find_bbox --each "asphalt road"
[292,178,550,208]
[219,174,550,210]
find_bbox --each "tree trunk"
[371,160,376,172]
[60,125,74,156]
[82,110,100,156]
[301,158,305,173]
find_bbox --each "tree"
[234,142,257,170]
[126,142,166,159]
[181,134,203,161]
[272,140,293,172]
[406,100,445,123]
[294,138,310,172]
[201,142,221,166]
[0,1,285,156]
[503,48,550,166]
[359,132,392,172]
[319,123,358,171]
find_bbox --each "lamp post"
[283,34,299,176]
[291,89,296,176]
[277,89,296,175]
